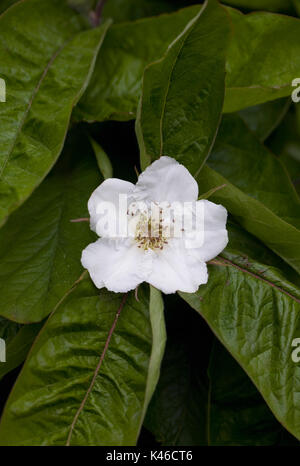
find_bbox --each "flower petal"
[147,240,208,294]
[88,178,134,237]
[185,199,228,262]
[81,238,152,293]
[134,156,198,203]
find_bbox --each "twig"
[90,0,108,27]
[70,218,90,223]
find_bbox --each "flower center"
[134,212,168,251]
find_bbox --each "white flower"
[81,156,228,294]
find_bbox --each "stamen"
[134,212,169,251]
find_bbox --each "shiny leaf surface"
[224,7,300,111]
[77,4,300,122]
[102,0,177,22]
[0,132,102,323]
[180,225,300,441]
[89,137,113,179]
[0,0,110,226]
[74,6,199,123]
[0,322,42,381]
[222,0,293,13]
[268,105,300,195]
[197,114,300,274]
[0,281,166,446]
[0,317,20,343]
[136,0,230,173]
[146,335,285,445]
[238,98,290,142]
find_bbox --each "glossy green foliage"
[146,335,286,446]
[224,7,300,111]
[0,0,17,14]
[206,341,286,445]
[142,286,166,422]
[222,0,293,13]
[77,3,300,122]
[1,0,300,448]
[180,224,300,440]
[268,105,300,195]
[74,6,199,123]
[0,317,34,381]
[0,0,110,226]
[0,317,20,343]
[136,0,230,173]
[0,322,42,381]
[0,281,166,446]
[197,114,300,274]
[102,0,177,22]
[89,137,113,179]
[239,99,290,142]
[0,132,102,323]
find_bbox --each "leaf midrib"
[158,3,206,157]
[0,39,71,179]
[209,256,300,304]
[65,293,128,446]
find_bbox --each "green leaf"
[145,332,208,446]
[206,340,289,446]
[89,137,113,179]
[140,286,166,426]
[0,281,166,446]
[102,0,177,23]
[198,184,227,201]
[67,0,97,17]
[0,131,102,323]
[0,0,16,14]
[76,4,300,123]
[282,154,300,196]
[293,0,300,15]
[74,5,199,123]
[238,98,290,142]
[136,0,230,173]
[224,7,300,112]
[197,114,300,274]
[0,322,42,381]
[180,224,300,441]
[222,0,293,13]
[268,105,300,195]
[146,334,286,445]
[69,0,179,24]
[0,317,20,342]
[0,0,111,226]
[0,316,31,379]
